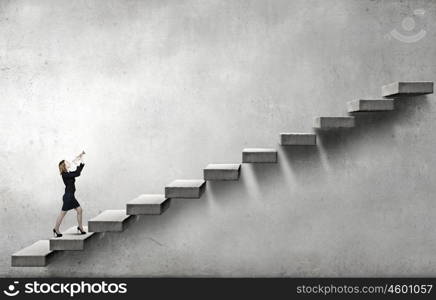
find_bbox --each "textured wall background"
[1,0,436,277]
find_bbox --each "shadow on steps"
[278,145,326,185]
[316,94,432,166]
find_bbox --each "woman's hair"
[58,160,68,174]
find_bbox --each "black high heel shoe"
[53,228,63,238]
[77,227,87,234]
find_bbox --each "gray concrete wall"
[1,0,436,277]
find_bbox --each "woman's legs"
[75,206,84,230]
[54,211,67,233]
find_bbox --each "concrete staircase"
[11,81,434,267]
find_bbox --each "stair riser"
[89,217,133,233]
[49,234,96,251]
[50,240,85,251]
[165,186,205,198]
[242,152,277,163]
[11,253,55,267]
[89,222,123,232]
[11,240,56,267]
[382,82,433,97]
[348,100,394,112]
[127,199,171,215]
[91,222,122,232]
[204,169,240,181]
[280,134,316,145]
[314,118,355,129]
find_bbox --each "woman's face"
[65,161,71,170]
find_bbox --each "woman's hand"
[73,151,86,164]
[79,151,86,164]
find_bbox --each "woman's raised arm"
[63,163,85,178]
[72,150,86,165]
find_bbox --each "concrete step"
[382,81,433,97]
[204,164,241,181]
[12,240,56,267]
[88,210,133,232]
[126,194,171,215]
[49,226,95,251]
[165,179,206,198]
[280,133,316,145]
[242,148,277,163]
[313,117,355,129]
[347,99,395,113]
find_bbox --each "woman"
[53,150,87,238]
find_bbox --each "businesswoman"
[53,151,87,237]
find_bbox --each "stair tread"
[352,98,390,100]
[382,81,433,97]
[204,164,241,180]
[50,226,94,241]
[242,148,278,163]
[89,210,130,223]
[165,180,206,198]
[348,99,394,112]
[127,194,171,215]
[127,194,167,205]
[280,132,315,135]
[243,148,277,152]
[316,116,355,119]
[350,98,393,102]
[13,240,53,257]
[204,163,241,170]
[166,179,205,188]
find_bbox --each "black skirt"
[62,192,80,211]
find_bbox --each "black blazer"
[62,163,85,193]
